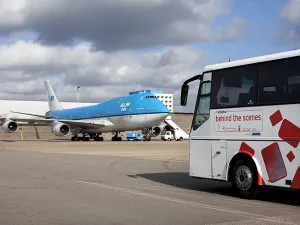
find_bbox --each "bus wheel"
[231,160,259,199]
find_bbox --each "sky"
[0,0,300,113]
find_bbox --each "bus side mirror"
[181,84,189,106]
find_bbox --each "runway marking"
[77,181,296,224]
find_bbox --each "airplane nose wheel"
[143,134,151,141]
[142,127,152,141]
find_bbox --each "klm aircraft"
[0,80,170,141]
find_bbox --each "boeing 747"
[0,80,170,141]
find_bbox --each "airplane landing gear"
[142,127,152,141]
[70,133,92,142]
[143,134,151,141]
[94,133,104,141]
[82,135,90,141]
[112,132,122,141]
[71,136,79,141]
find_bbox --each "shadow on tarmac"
[135,172,300,206]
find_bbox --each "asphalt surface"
[0,141,299,225]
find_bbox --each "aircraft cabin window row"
[210,56,300,109]
[137,110,157,112]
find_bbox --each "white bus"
[180,49,300,198]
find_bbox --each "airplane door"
[211,140,227,180]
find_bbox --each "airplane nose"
[159,105,169,117]
[154,97,169,113]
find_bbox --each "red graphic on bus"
[236,109,300,188]
[278,119,300,148]
[261,142,287,183]
[239,142,255,157]
[291,167,300,189]
[270,110,283,126]
[286,151,295,162]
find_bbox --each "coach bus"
[180,49,300,198]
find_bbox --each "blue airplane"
[0,80,170,141]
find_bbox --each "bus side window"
[290,84,300,101]
[258,57,300,105]
[211,64,258,109]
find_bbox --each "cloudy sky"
[0,0,299,112]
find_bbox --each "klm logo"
[120,102,130,108]
[120,102,130,111]
[49,95,54,102]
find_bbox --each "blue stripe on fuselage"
[45,92,169,120]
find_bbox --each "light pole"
[77,86,80,107]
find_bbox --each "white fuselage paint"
[79,113,169,133]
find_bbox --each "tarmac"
[0,139,300,225]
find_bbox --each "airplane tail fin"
[44,80,63,111]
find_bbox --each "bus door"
[210,71,227,180]
[189,72,213,178]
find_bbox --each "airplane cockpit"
[145,95,158,99]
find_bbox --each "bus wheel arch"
[228,153,260,199]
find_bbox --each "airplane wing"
[0,117,113,129]
[10,110,51,118]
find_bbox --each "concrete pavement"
[0,141,299,225]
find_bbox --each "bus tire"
[231,159,259,199]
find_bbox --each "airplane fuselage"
[45,92,169,133]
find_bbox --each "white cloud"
[0,0,26,30]
[281,0,300,23]
[0,41,203,111]
[0,0,249,113]
[0,0,245,50]
[279,0,300,46]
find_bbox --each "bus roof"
[203,49,300,72]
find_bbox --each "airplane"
[0,80,170,141]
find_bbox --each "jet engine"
[51,122,70,136]
[151,124,171,137]
[2,120,18,133]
